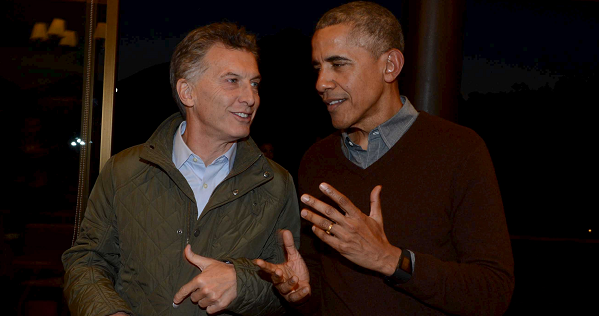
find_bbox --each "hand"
[253,229,311,303]
[300,183,402,276]
[173,245,237,314]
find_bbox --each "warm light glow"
[48,18,66,37]
[590,229,592,233]
[59,30,77,47]
[94,22,107,39]
[30,22,49,40]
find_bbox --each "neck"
[347,88,404,150]
[182,123,234,166]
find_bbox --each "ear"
[383,49,404,83]
[176,78,195,107]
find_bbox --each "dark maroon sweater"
[298,112,514,315]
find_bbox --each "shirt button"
[194,229,200,237]
[233,189,239,195]
[193,158,198,162]
[263,171,270,178]
[203,183,208,189]
[176,229,183,235]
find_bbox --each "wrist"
[380,246,402,276]
[383,247,413,285]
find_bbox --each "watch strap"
[384,248,412,286]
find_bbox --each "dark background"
[1,0,598,314]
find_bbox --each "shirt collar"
[377,96,418,148]
[172,121,237,171]
[342,95,418,150]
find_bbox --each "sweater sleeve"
[61,158,133,316]
[225,170,301,315]
[397,141,515,316]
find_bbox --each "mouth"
[324,98,347,111]
[233,112,250,119]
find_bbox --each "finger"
[174,278,200,305]
[300,208,339,237]
[287,286,311,303]
[311,223,341,250]
[253,258,276,274]
[253,259,286,283]
[280,229,299,260]
[191,288,210,305]
[184,244,213,271]
[369,185,384,225]
[318,183,361,217]
[196,291,214,308]
[276,275,299,295]
[300,194,347,226]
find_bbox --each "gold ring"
[325,223,334,235]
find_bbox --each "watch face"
[400,255,412,273]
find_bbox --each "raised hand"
[173,245,237,314]
[253,229,310,303]
[300,183,401,276]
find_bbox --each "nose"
[239,82,257,107]
[315,69,335,95]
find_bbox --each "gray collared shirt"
[341,96,419,169]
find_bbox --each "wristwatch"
[383,248,413,286]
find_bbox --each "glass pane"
[0,0,108,314]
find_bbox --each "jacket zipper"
[186,201,191,245]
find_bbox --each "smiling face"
[312,24,389,131]
[182,44,261,144]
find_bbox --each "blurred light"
[30,22,49,41]
[59,30,77,47]
[115,88,118,92]
[590,229,592,233]
[71,142,77,146]
[94,22,107,39]
[47,18,66,37]
[80,141,86,145]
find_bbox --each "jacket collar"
[138,112,271,207]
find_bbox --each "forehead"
[311,24,369,60]
[203,44,259,75]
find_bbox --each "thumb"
[369,185,383,225]
[184,244,211,271]
[280,229,299,260]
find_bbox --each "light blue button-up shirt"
[172,121,236,219]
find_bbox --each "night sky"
[1,0,597,238]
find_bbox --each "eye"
[227,78,238,83]
[251,81,260,88]
[332,63,345,68]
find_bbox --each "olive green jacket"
[62,113,300,316]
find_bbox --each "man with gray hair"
[258,2,514,315]
[62,22,300,316]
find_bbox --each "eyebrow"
[325,56,351,63]
[222,72,261,81]
[312,55,352,67]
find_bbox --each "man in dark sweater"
[256,1,514,315]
